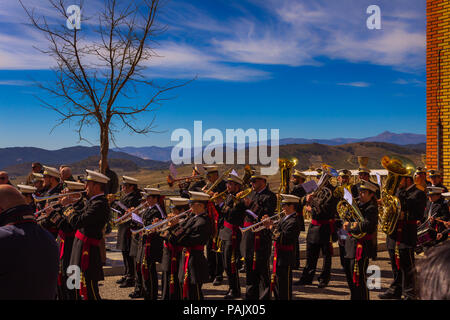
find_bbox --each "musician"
[113,176,142,288]
[47,181,86,300]
[166,191,213,300]
[17,184,37,213]
[32,173,46,196]
[0,171,12,185]
[59,165,75,183]
[414,167,430,192]
[290,170,306,272]
[351,168,381,200]
[138,188,165,300]
[264,194,301,300]
[241,172,277,300]
[26,162,43,185]
[298,170,338,288]
[62,169,111,300]
[379,172,426,300]
[428,170,449,193]
[183,164,206,196]
[217,173,246,299]
[343,180,378,300]
[333,169,355,289]
[423,187,450,246]
[38,166,64,238]
[202,165,226,285]
[0,185,59,300]
[161,197,190,300]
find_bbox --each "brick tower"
[427,0,450,185]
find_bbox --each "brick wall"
[427,0,450,185]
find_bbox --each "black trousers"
[181,283,204,300]
[273,265,293,300]
[133,258,143,294]
[221,240,241,295]
[339,244,354,289]
[348,256,370,300]
[206,239,224,280]
[244,253,270,300]
[162,271,181,300]
[142,261,158,300]
[75,278,101,300]
[300,242,332,284]
[387,248,416,299]
[122,250,134,280]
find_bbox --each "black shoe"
[116,276,127,284]
[119,279,135,288]
[129,291,143,299]
[213,277,223,286]
[378,291,401,300]
[317,281,328,289]
[294,279,312,286]
[224,292,241,299]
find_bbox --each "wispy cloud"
[337,82,371,88]
[0,80,33,86]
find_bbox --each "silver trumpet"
[33,191,86,203]
[131,209,192,235]
[112,202,148,226]
[239,211,285,233]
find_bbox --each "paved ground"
[99,250,402,300]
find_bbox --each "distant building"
[427,0,450,184]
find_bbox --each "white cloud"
[337,82,371,88]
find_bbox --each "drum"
[415,227,437,253]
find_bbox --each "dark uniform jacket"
[344,199,378,259]
[290,184,306,231]
[115,190,142,251]
[387,184,427,249]
[37,183,64,238]
[272,212,301,267]
[136,205,165,264]
[306,182,338,244]
[168,213,213,284]
[68,194,110,280]
[241,186,277,261]
[423,197,450,242]
[0,205,59,300]
[219,193,246,241]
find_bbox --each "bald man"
[60,166,75,182]
[0,185,59,300]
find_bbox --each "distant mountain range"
[113,131,426,161]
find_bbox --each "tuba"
[276,158,298,213]
[378,156,414,235]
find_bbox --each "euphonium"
[336,199,366,239]
[308,169,333,209]
[378,156,414,235]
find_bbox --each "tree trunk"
[100,125,109,174]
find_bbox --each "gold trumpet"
[167,174,204,188]
[240,211,284,233]
[131,209,192,234]
[210,190,229,201]
[33,191,86,203]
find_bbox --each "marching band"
[1,156,450,301]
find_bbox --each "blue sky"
[0,0,426,150]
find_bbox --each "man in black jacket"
[264,194,301,300]
[421,187,450,248]
[343,180,378,300]
[0,185,59,300]
[428,170,449,193]
[290,170,307,272]
[166,191,213,300]
[62,169,111,300]
[298,176,338,288]
[241,173,277,300]
[379,173,426,300]
[217,173,246,299]
[113,176,142,288]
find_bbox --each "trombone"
[33,191,86,203]
[239,211,285,233]
[113,202,148,226]
[203,168,233,193]
[131,209,192,235]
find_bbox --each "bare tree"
[20,0,190,173]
